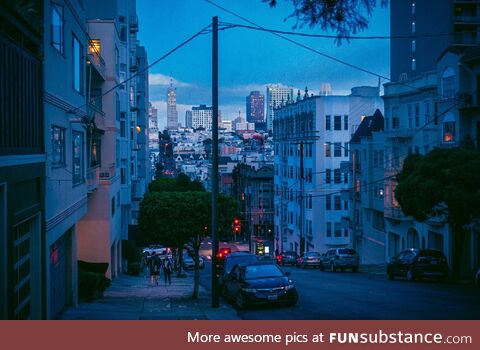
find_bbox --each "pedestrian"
[163,257,173,286]
[141,252,149,279]
[149,252,161,286]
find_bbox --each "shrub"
[78,269,103,302]
[128,262,141,276]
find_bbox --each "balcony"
[86,52,106,81]
[129,15,139,33]
[99,164,116,181]
[87,165,100,193]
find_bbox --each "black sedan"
[276,251,298,266]
[223,262,298,309]
[387,248,449,282]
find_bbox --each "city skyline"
[137,0,390,130]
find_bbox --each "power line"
[205,0,467,103]
[69,24,212,116]
[220,22,470,40]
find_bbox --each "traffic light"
[232,217,241,236]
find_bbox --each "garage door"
[50,231,71,319]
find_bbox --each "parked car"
[218,252,258,288]
[183,254,205,270]
[276,251,298,266]
[475,267,479,287]
[387,249,449,282]
[143,245,166,256]
[223,262,298,309]
[296,252,322,268]
[321,248,359,272]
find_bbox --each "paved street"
[200,262,480,320]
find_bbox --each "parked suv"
[387,249,448,282]
[321,248,359,272]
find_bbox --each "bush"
[78,260,109,275]
[78,269,104,302]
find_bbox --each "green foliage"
[148,174,205,193]
[396,148,480,226]
[264,0,389,43]
[78,269,107,302]
[395,147,480,277]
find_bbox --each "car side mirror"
[285,272,291,276]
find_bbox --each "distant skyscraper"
[185,110,192,129]
[166,80,178,130]
[266,84,294,133]
[192,104,213,129]
[246,91,265,129]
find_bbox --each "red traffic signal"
[233,218,240,225]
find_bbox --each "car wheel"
[235,293,248,310]
[286,291,298,307]
[407,268,415,282]
[352,266,359,273]
[387,267,394,280]
[330,262,336,272]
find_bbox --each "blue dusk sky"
[137,0,390,129]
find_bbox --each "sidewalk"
[61,272,240,320]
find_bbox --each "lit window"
[88,39,101,55]
[443,113,456,143]
[51,4,64,53]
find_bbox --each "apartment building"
[0,0,45,320]
[273,87,383,255]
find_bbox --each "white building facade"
[192,105,213,130]
[273,87,383,255]
[266,84,294,133]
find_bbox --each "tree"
[395,147,480,278]
[140,172,237,298]
[264,0,388,42]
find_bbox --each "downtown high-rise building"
[185,110,193,129]
[167,81,178,130]
[246,91,265,130]
[191,105,213,129]
[266,84,294,133]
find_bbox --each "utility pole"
[211,16,219,308]
[351,149,357,250]
[299,141,305,255]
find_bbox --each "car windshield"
[306,252,320,257]
[243,264,284,280]
[338,249,357,255]
[225,255,257,273]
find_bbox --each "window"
[326,195,331,210]
[442,67,456,99]
[121,168,126,184]
[443,121,456,143]
[326,222,332,237]
[307,194,312,209]
[408,105,413,128]
[334,223,342,237]
[51,126,66,165]
[334,115,341,130]
[412,39,416,52]
[415,103,420,127]
[325,115,331,130]
[392,107,400,129]
[325,169,331,184]
[334,169,341,184]
[344,142,349,157]
[344,172,348,184]
[88,39,101,56]
[334,142,342,157]
[72,131,84,184]
[51,4,64,53]
[424,101,431,124]
[111,197,115,217]
[334,195,341,210]
[325,143,331,157]
[344,115,348,130]
[120,120,126,138]
[73,35,83,93]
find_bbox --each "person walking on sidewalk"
[149,252,161,286]
[163,257,173,286]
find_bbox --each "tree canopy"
[264,0,389,41]
[395,147,480,277]
[148,173,205,193]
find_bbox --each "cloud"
[149,73,192,87]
